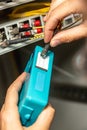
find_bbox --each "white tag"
[36,52,49,71]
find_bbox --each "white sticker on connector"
[36,52,49,71]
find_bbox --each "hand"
[44,0,66,22]
[0,72,55,130]
[44,0,87,47]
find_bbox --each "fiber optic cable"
[9,2,50,19]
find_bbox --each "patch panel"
[0,15,44,55]
[62,14,82,29]
[0,28,6,42]
[0,0,34,10]
[0,13,82,55]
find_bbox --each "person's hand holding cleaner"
[0,72,55,130]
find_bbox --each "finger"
[44,0,83,43]
[4,72,27,108]
[49,0,66,12]
[44,0,66,22]
[1,72,28,129]
[32,104,55,130]
[50,23,87,47]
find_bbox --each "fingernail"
[51,39,61,47]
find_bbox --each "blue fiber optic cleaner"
[18,45,54,127]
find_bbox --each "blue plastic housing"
[18,45,54,126]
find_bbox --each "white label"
[36,52,49,71]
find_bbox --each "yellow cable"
[9,2,50,19]
[33,26,44,29]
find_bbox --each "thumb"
[30,104,55,130]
